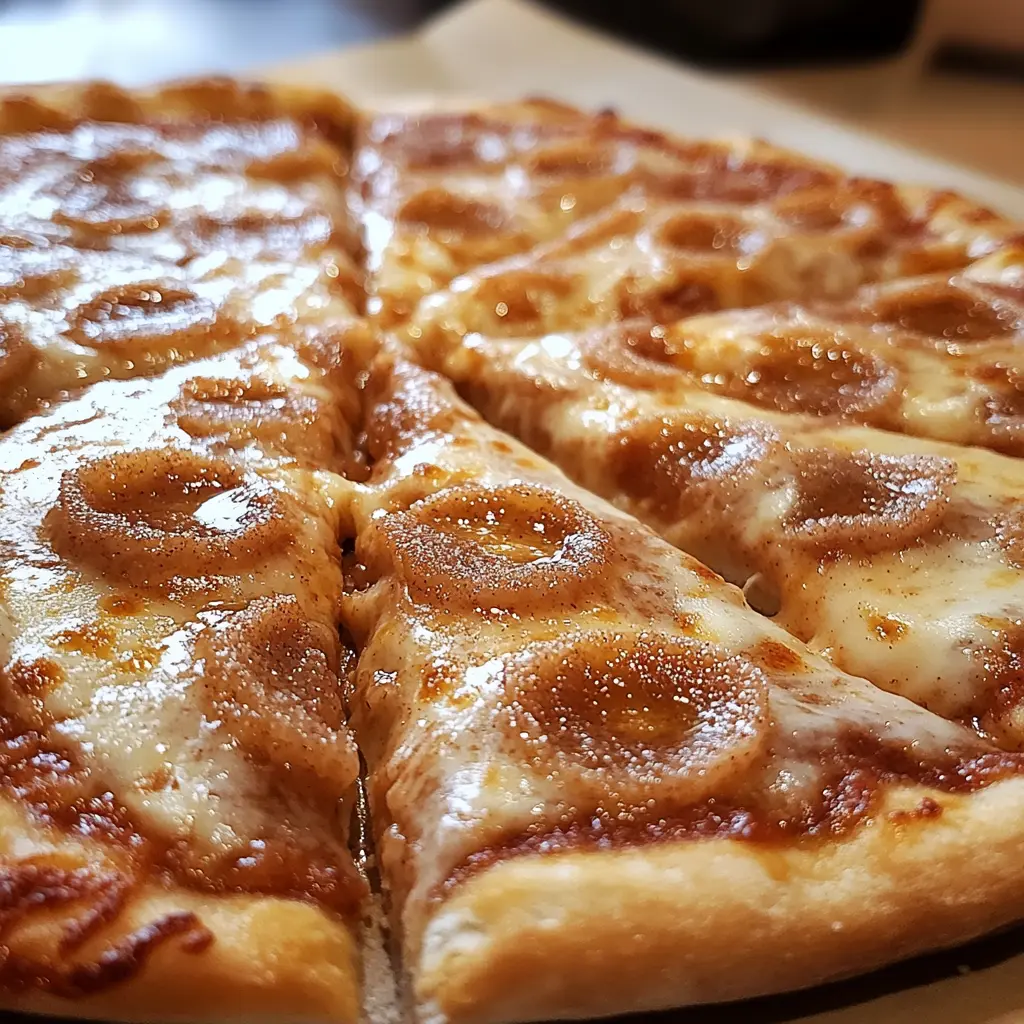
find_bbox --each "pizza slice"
[339,349,1024,1024]
[0,78,363,427]
[406,177,1012,346]
[0,327,374,1021]
[426,320,1024,749]
[826,241,1024,346]
[352,102,844,326]
[492,256,1024,456]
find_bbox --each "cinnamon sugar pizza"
[351,104,847,326]
[5,78,1024,1024]
[0,78,363,427]
[342,351,1024,1024]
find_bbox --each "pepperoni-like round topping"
[197,596,358,801]
[183,210,334,265]
[655,212,748,254]
[978,365,1024,455]
[846,179,920,237]
[610,414,775,519]
[992,509,1024,569]
[471,269,583,336]
[397,188,509,236]
[578,323,685,390]
[721,327,896,417]
[172,376,335,463]
[685,154,835,204]
[864,282,1017,341]
[525,140,618,178]
[374,483,611,616]
[772,180,906,236]
[771,190,856,232]
[83,147,162,177]
[365,112,504,172]
[782,449,955,553]
[362,361,463,464]
[501,631,769,807]
[52,164,168,236]
[964,621,1024,749]
[66,282,228,355]
[243,138,340,183]
[49,449,291,587]
[618,274,720,323]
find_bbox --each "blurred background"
[0,0,1020,182]
[2,0,1024,83]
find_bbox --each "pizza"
[351,104,848,326]
[0,78,363,427]
[4,76,1024,1024]
[426,318,1024,746]
[342,349,1024,1023]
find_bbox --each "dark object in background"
[933,42,1024,82]
[542,0,925,68]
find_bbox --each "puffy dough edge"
[412,777,1024,1024]
[1,885,361,1024]
[0,76,358,146]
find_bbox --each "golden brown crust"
[0,795,362,1024]
[415,779,1024,1024]
[0,77,357,141]
[4,887,361,1024]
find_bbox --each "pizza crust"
[0,799,362,1024]
[6,892,360,1024]
[0,77,358,138]
[413,778,1024,1024]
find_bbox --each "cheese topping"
[0,342,364,925]
[342,357,1022,960]
[433,326,1024,747]
[0,99,361,426]
[354,106,862,326]
[409,182,1014,355]
[567,271,1024,456]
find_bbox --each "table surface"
[755,63,1024,188]
[0,0,446,85]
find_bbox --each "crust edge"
[413,777,1024,1024]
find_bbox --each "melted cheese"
[343,357,1006,963]
[408,181,1016,354]
[355,106,861,327]
[0,341,359,865]
[432,329,1024,746]
[0,112,362,426]
[597,275,1024,456]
